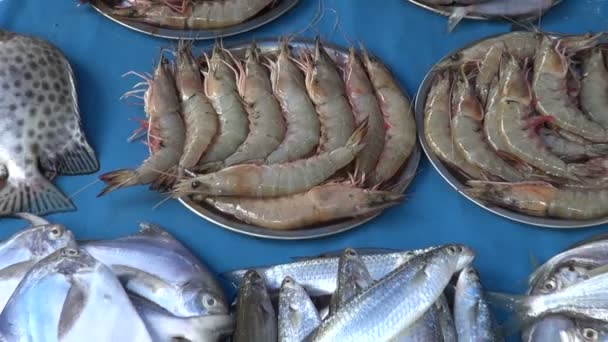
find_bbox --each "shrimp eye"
[544,279,557,291]
[191,180,201,189]
[583,328,598,341]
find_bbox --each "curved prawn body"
[222,43,286,167]
[466,180,608,220]
[475,44,504,106]
[266,40,321,164]
[198,44,249,166]
[363,49,417,186]
[105,0,274,30]
[539,128,608,162]
[203,183,402,230]
[451,72,524,182]
[343,47,385,177]
[300,38,355,153]
[99,57,185,196]
[172,122,367,198]
[581,48,608,128]
[424,73,482,179]
[533,36,608,142]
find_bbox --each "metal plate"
[178,38,421,240]
[89,0,299,40]
[414,32,608,229]
[406,0,562,22]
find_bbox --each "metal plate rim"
[414,32,608,229]
[89,0,300,40]
[177,37,421,240]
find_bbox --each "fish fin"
[58,280,88,339]
[12,212,49,226]
[0,176,74,216]
[137,222,171,238]
[39,139,99,175]
[0,260,36,280]
[485,292,531,336]
[447,7,468,33]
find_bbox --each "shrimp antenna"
[294,0,325,37]
[152,192,174,210]
[68,178,102,199]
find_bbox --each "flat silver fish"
[0,247,152,341]
[81,222,228,317]
[278,277,321,342]
[234,270,277,342]
[130,295,234,342]
[454,267,500,341]
[311,245,475,341]
[0,30,98,215]
[329,248,374,315]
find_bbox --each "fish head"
[44,248,97,275]
[181,281,229,316]
[575,319,608,342]
[14,224,76,258]
[535,264,590,294]
[524,316,577,342]
[444,244,475,271]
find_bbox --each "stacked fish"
[86,0,277,30]
[0,215,232,341]
[412,0,560,31]
[224,245,501,341]
[423,31,608,221]
[99,38,417,230]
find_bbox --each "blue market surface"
[1,0,607,334]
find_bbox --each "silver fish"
[0,30,98,216]
[278,277,321,342]
[454,267,500,341]
[391,298,445,342]
[224,249,430,297]
[234,270,277,342]
[310,245,475,341]
[81,222,227,317]
[437,294,458,342]
[0,247,152,341]
[0,219,76,310]
[130,295,234,342]
[329,248,374,314]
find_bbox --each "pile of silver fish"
[0,214,232,341]
[423,31,608,221]
[98,38,417,230]
[0,30,99,216]
[86,0,277,30]
[412,0,560,31]
[224,245,501,341]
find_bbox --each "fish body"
[278,277,321,342]
[448,0,556,31]
[0,30,98,215]
[234,270,277,342]
[454,267,500,341]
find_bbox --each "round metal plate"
[178,38,421,239]
[406,0,562,22]
[414,32,608,229]
[88,0,299,40]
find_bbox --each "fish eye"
[544,279,557,291]
[202,295,216,307]
[467,268,476,275]
[284,278,293,285]
[0,165,8,181]
[63,248,79,257]
[191,180,200,189]
[48,226,63,239]
[447,246,456,254]
[346,249,356,257]
[567,265,576,272]
[583,328,598,341]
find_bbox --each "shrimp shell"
[198,44,249,165]
[343,47,385,177]
[173,122,367,198]
[266,40,321,164]
[540,128,608,162]
[222,43,286,167]
[301,38,355,153]
[363,50,417,186]
[581,48,608,128]
[202,183,402,230]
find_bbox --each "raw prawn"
[475,44,503,106]
[99,56,185,196]
[202,182,402,230]
[266,40,321,164]
[172,121,367,198]
[581,48,608,128]
[539,128,608,162]
[363,49,416,186]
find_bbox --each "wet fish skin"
[0,247,152,341]
[522,315,577,342]
[131,295,234,342]
[329,248,374,314]
[234,270,277,342]
[391,299,444,342]
[454,267,500,341]
[311,245,475,341]
[278,277,321,342]
[437,294,458,342]
[81,223,228,317]
[224,248,432,296]
[447,0,556,31]
[0,29,98,216]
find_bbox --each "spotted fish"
[0,30,98,216]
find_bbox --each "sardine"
[0,30,98,215]
[233,270,277,342]
[224,248,431,296]
[130,295,234,342]
[81,222,227,317]
[437,294,458,342]
[0,247,152,341]
[310,245,475,341]
[278,277,321,342]
[391,299,444,342]
[522,315,577,342]
[329,248,374,314]
[454,267,500,341]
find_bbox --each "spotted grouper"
[0,30,98,216]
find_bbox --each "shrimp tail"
[447,7,468,33]
[98,169,138,197]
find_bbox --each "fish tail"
[447,7,468,33]
[485,291,532,336]
[0,174,74,216]
[97,169,138,197]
